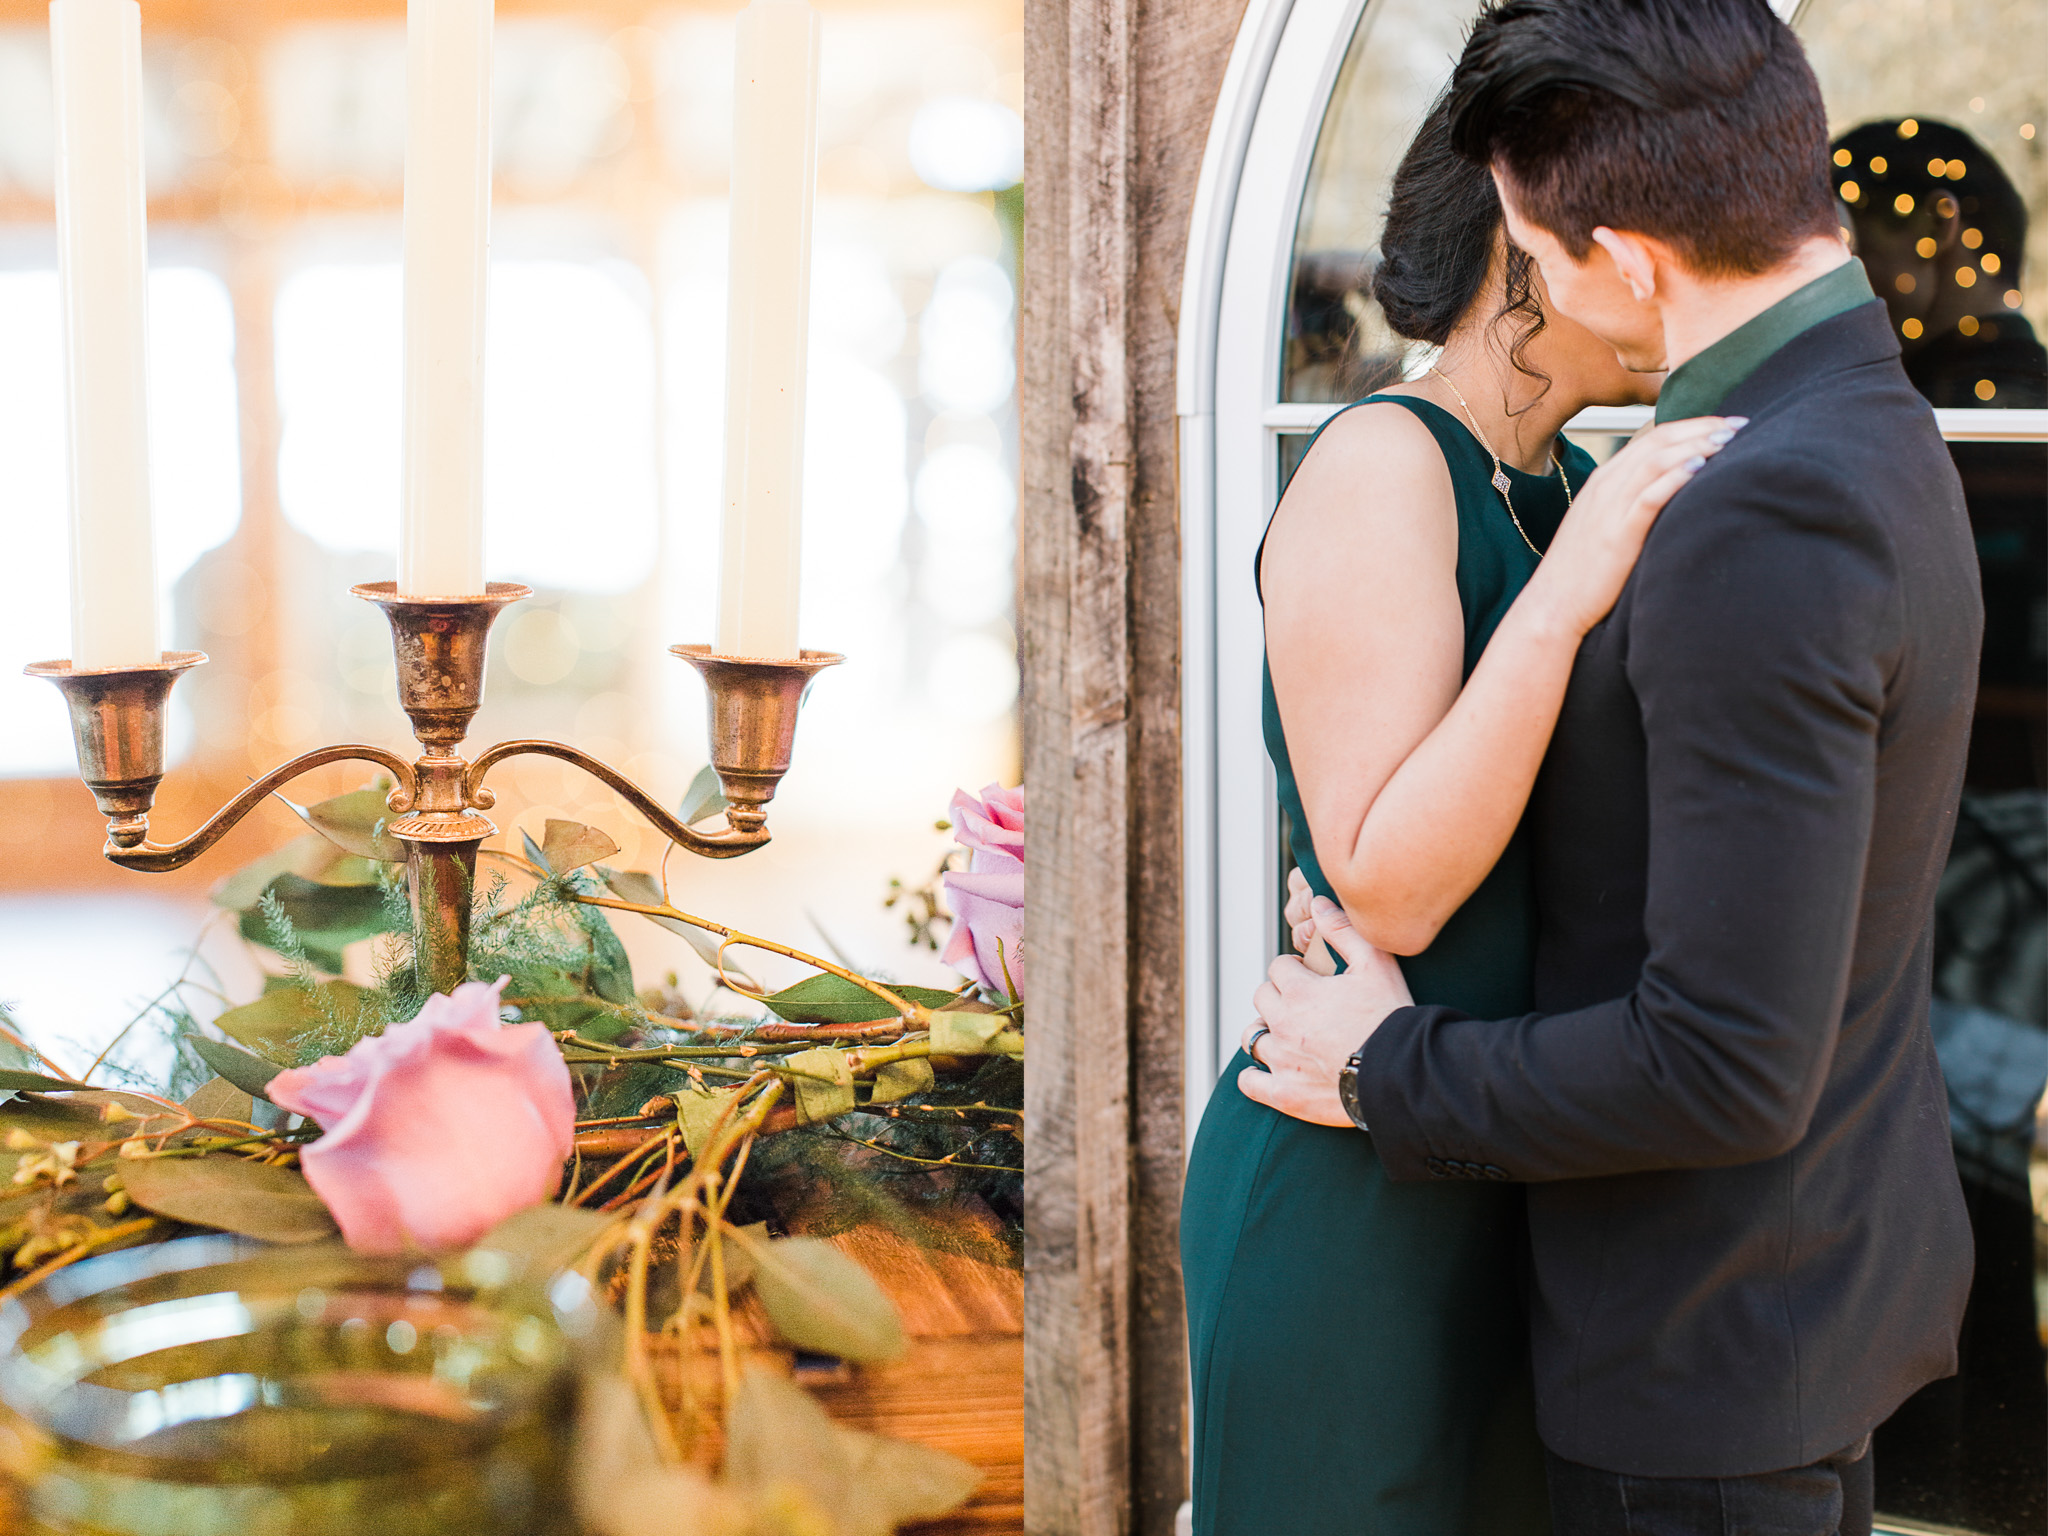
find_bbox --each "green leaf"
[0,1069,85,1104]
[574,1373,755,1536]
[603,869,758,989]
[238,875,397,967]
[541,819,619,875]
[118,1156,338,1244]
[186,1036,286,1101]
[677,764,728,829]
[470,1202,615,1284]
[870,1058,934,1104]
[783,1046,857,1125]
[721,1372,978,1536]
[214,982,371,1051]
[833,1423,982,1536]
[704,1221,766,1297]
[722,1370,848,1514]
[214,835,387,914]
[761,974,956,1026]
[580,904,636,1007]
[181,1076,255,1125]
[285,784,405,862]
[929,1010,1021,1057]
[674,1083,749,1162]
[742,1234,906,1362]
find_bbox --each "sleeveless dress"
[1181,395,1595,1536]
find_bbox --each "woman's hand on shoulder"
[1526,415,1746,637]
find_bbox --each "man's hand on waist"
[1238,897,1412,1127]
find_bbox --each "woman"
[1178,98,1737,1534]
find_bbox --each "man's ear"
[1590,227,1659,302]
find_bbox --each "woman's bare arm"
[1267,406,1735,956]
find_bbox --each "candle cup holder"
[670,645,843,837]
[22,652,207,849]
[26,585,839,998]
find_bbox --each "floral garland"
[0,780,1025,1533]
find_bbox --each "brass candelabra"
[27,582,841,996]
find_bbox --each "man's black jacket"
[1354,301,1982,1477]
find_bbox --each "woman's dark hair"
[1372,92,1547,389]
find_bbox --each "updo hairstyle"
[1371,91,1546,385]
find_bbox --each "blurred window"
[0,266,238,776]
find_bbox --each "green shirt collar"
[1654,259,1876,422]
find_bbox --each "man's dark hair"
[1447,0,1840,276]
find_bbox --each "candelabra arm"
[106,746,418,874]
[464,741,769,860]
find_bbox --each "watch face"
[1337,1056,1364,1127]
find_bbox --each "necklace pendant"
[1490,468,1512,496]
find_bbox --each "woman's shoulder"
[1279,395,1458,524]
[1304,391,1455,466]
[1260,394,1460,594]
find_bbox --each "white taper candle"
[716,0,820,659]
[50,0,158,670]
[399,0,493,597]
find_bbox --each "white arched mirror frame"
[1174,0,2048,1136]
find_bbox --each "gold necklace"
[1427,364,1570,558]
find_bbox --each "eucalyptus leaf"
[575,1372,755,1536]
[285,784,405,863]
[182,1076,255,1126]
[702,1221,766,1297]
[214,982,370,1051]
[743,1234,907,1362]
[471,1203,615,1283]
[0,1069,85,1105]
[215,836,387,916]
[211,842,306,913]
[870,1058,935,1104]
[521,826,551,872]
[237,876,396,968]
[722,1372,977,1536]
[833,1423,982,1536]
[186,1037,284,1102]
[782,1047,857,1126]
[541,819,619,875]
[118,1156,337,1244]
[722,1370,848,1517]
[580,904,636,1007]
[603,869,757,988]
[674,1083,748,1161]
[928,1010,1021,1057]
[676,764,728,829]
[762,974,956,1027]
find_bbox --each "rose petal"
[269,979,574,1253]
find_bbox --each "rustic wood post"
[1020,2,1247,1532]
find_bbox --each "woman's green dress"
[1181,394,1595,1535]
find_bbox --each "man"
[1239,3,1982,1532]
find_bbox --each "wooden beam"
[1020,0,1244,1531]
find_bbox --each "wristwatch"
[1337,1043,1369,1132]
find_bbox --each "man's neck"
[1658,238,1852,373]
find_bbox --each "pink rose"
[267,978,574,1253]
[943,784,1024,1001]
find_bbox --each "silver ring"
[1245,1023,1271,1065]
